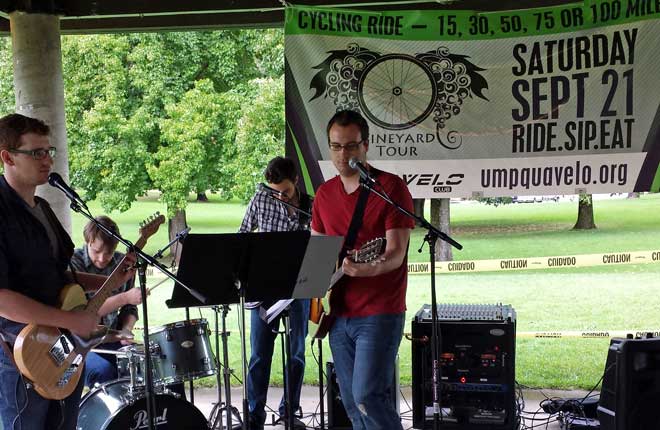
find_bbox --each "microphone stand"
[64,198,208,430]
[357,176,462,430]
[261,190,312,218]
[153,227,190,260]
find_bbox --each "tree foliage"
[230,76,286,201]
[0,37,14,115]
[42,29,284,218]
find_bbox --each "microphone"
[348,158,377,185]
[176,226,191,243]
[48,172,87,207]
[258,183,284,199]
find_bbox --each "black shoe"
[248,415,265,430]
[274,416,306,429]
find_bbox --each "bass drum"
[77,378,208,430]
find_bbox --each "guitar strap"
[340,185,371,262]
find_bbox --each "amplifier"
[412,304,517,430]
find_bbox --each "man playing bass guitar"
[311,110,414,430]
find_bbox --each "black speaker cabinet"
[327,362,353,430]
[597,336,660,430]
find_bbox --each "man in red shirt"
[311,110,414,430]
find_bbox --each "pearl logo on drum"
[130,407,168,429]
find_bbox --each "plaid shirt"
[239,189,311,233]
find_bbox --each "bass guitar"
[13,213,164,400]
[312,237,386,339]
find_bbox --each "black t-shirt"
[0,176,74,336]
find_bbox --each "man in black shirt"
[0,113,134,430]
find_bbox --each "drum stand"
[209,305,243,429]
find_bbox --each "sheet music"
[259,299,294,324]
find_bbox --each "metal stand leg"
[317,338,325,430]
[209,305,243,430]
[186,307,195,405]
[240,296,250,430]
[282,312,294,430]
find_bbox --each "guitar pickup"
[49,335,74,366]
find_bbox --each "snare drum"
[148,319,216,384]
[77,378,207,430]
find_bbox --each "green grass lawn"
[71,193,660,390]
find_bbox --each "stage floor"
[188,385,590,429]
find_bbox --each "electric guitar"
[312,237,387,339]
[13,213,164,400]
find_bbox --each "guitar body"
[13,283,97,399]
[312,237,386,339]
[309,298,324,324]
[313,312,336,339]
[14,324,86,400]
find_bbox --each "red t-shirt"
[312,168,414,317]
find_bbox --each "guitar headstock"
[138,212,165,242]
[352,237,387,263]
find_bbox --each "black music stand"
[167,232,342,430]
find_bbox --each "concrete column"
[10,12,71,233]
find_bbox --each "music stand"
[259,234,343,324]
[168,233,245,429]
[168,232,342,430]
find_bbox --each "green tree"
[152,79,240,214]
[61,31,266,214]
[0,37,14,114]
[230,76,285,201]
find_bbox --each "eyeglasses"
[328,140,364,152]
[9,146,57,160]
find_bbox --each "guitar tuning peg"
[156,211,161,216]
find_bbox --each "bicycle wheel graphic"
[358,54,437,130]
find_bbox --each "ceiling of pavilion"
[0,0,575,34]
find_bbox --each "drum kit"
[80,318,233,430]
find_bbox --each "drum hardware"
[209,304,243,430]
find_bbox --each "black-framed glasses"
[9,146,57,160]
[328,140,364,152]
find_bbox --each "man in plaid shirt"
[239,156,312,430]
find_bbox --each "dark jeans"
[0,349,84,430]
[84,342,120,388]
[247,299,310,424]
[329,313,405,430]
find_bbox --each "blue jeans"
[0,350,84,430]
[247,299,310,424]
[329,313,405,430]
[84,343,119,388]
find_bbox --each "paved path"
[185,385,587,429]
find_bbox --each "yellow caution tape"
[518,330,660,339]
[408,250,660,275]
